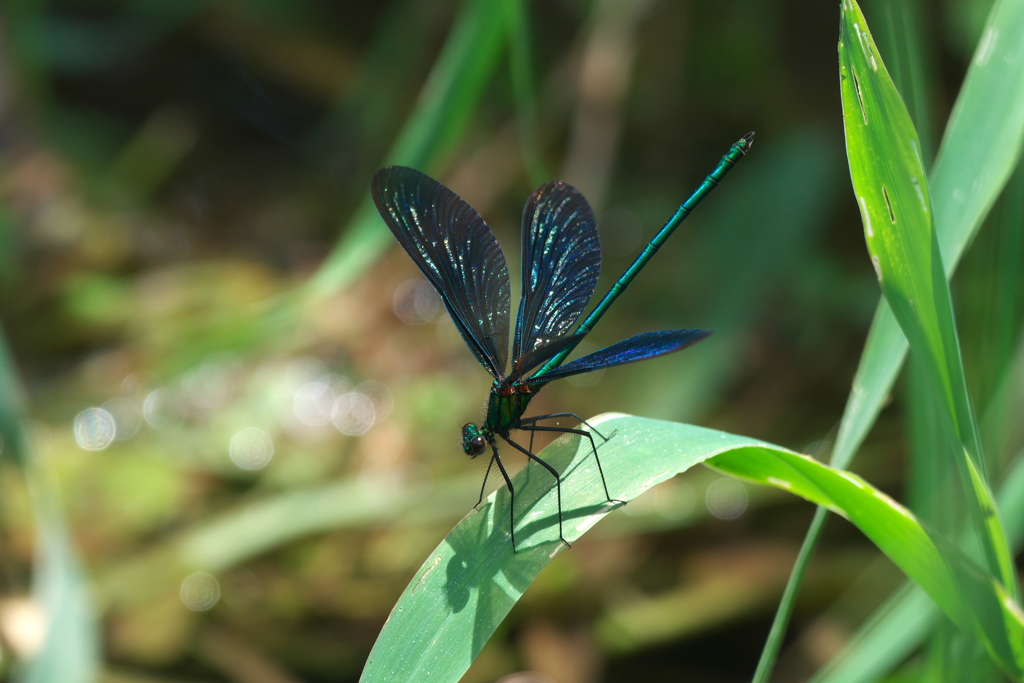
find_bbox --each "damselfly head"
[461,423,488,457]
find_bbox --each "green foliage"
[304,0,508,301]
[363,416,1024,681]
[0,336,99,682]
[1,0,1023,681]
[364,0,1024,679]
[764,0,1024,680]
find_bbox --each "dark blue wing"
[512,181,601,362]
[372,166,510,379]
[525,329,711,386]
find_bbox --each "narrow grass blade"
[840,0,1016,599]
[931,0,1024,265]
[811,446,1024,683]
[808,584,935,683]
[831,303,906,469]
[96,474,482,608]
[17,479,101,683]
[306,0,508,301]
[841,0,957,444]
[361,415,1024,682]
[871,0,935,163]
[708,443,1024,679]
[0,334,100,683]
[762,3,1024,679]
[751,505,828,683]
[502,0,546,185]
[831,0,1024,479]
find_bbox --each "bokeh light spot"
[73,407,116,451]
[228,427,274,470]
[180,572,220,611]
[332,392,375,436]
[705,478,748,520]
[0,597,46,658]
[392,278,441,324]
[356,380,393,423]
[653,480,696,521]
[103,397,142,440]
[142,389,174,430]
[293,379,336,426]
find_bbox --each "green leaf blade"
[360,415,751,682]
[361,415,1024,682]
[762,0,1024,678]
[708,446,1024,677]
[840,0,1017,608]
[306,0,508,301]
[932,0,1024,265]
[840,0,944,403]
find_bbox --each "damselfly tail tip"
[742,131,756,146]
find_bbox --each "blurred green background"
[0,0,1017,681]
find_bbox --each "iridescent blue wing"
[525,329,711,386]
[512,181,601,362]
[372,166,510,379]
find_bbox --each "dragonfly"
[371,132,753,552]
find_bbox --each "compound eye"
[469,436,487,456]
